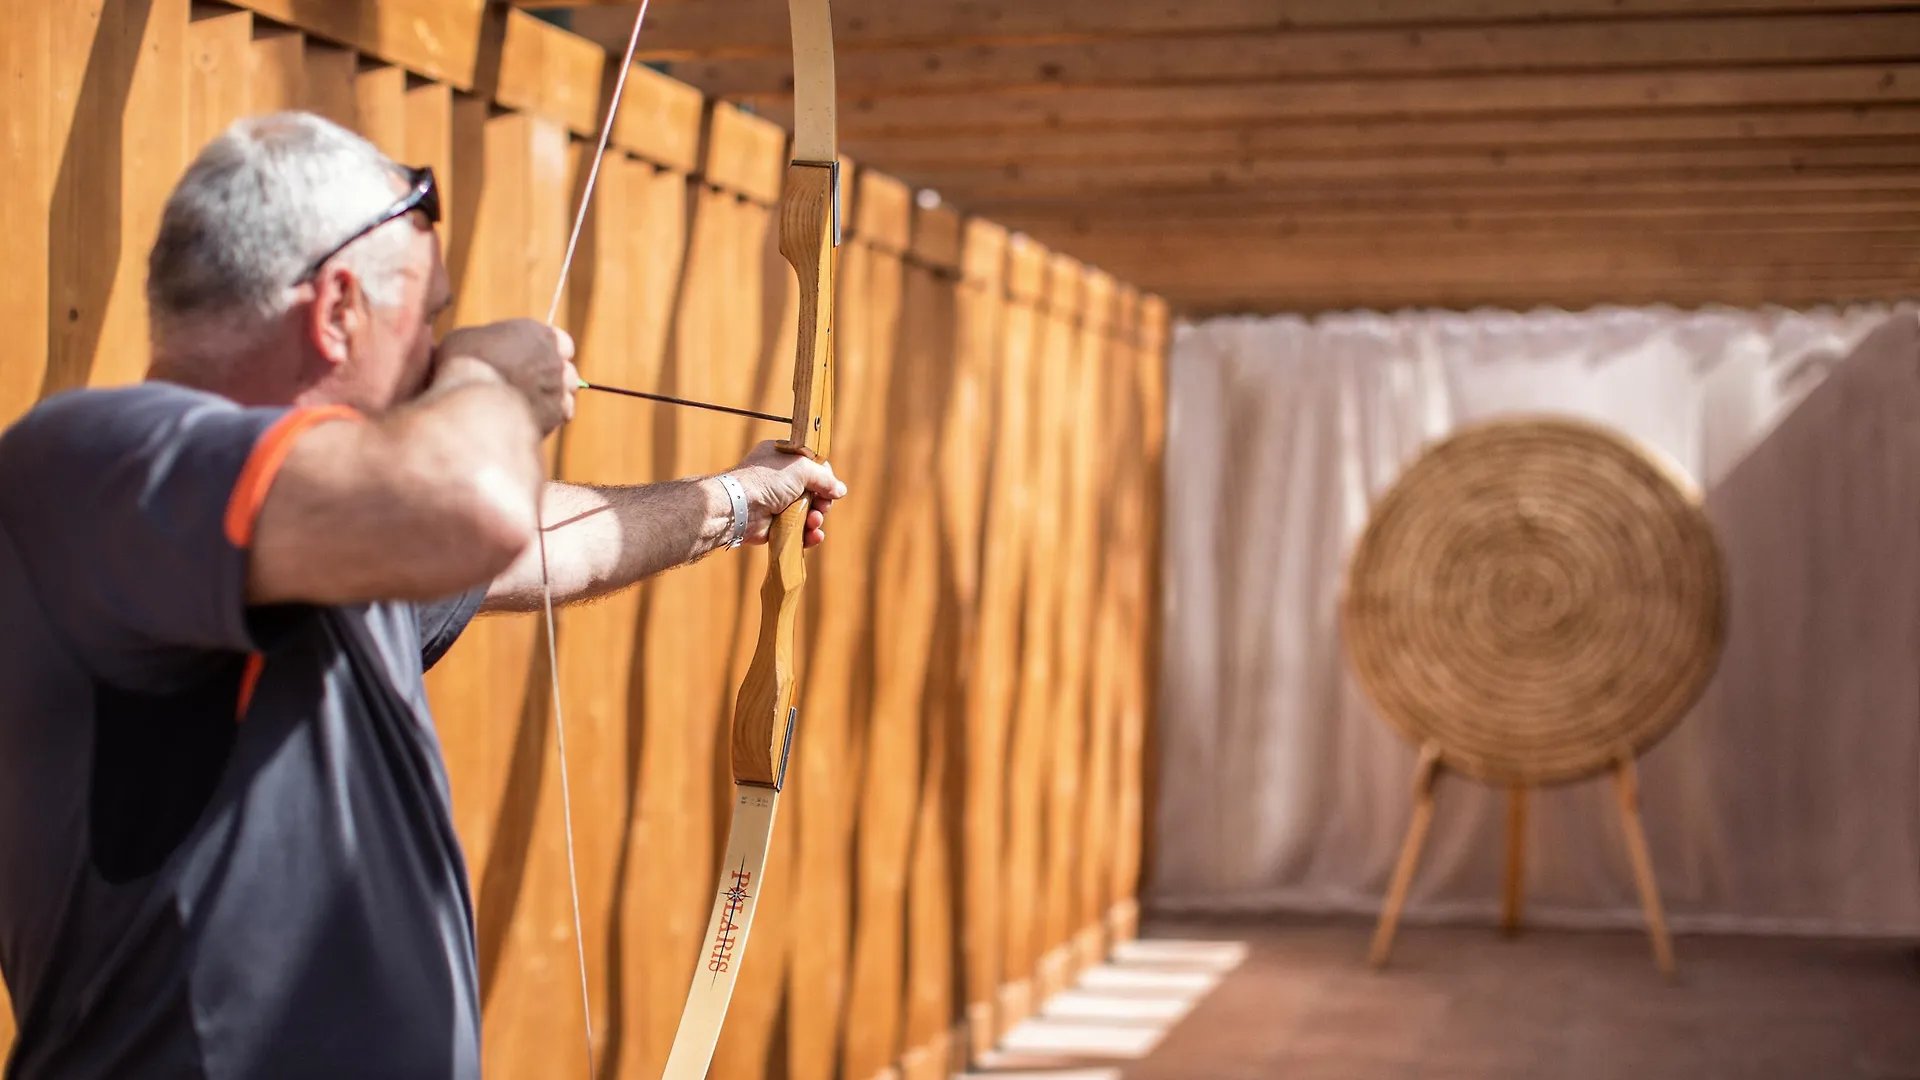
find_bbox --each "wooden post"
[1368,743,1443,969]
[1613,755,1678,978]
[1502,785,1528,936]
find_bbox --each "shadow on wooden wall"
[46,0,154,397]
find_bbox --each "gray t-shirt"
[0,382,487,1079]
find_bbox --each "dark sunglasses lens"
[415,168,441,225]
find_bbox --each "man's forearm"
[482,478,735,612]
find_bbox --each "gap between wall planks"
[0,3,1169,1078]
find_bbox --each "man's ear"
[306,265,364,368]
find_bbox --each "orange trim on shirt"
[236,653,265,722]
[223,405,363,549]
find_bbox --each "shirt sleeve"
[414,587,487,671]
[0,383,357,690]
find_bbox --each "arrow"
[576,378,791,426]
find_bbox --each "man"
[0,112,845,1078]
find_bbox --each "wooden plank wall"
[0,2,1170,1076]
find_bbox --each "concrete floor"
[980,915,1920,1080]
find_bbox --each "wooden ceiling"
[513,0,1920,316]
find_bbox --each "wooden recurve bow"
[656,1,839,1075]
[534,2,838,1076]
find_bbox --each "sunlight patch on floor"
[965,938,1247,1076]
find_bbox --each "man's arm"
[247,357,545,606]
[0,319,571,677]
[250,319,581,607]
[483,440,848,613]
[481,477,732,612]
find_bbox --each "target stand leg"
[1369,743,1443,969]
[1611,754,1677,979]
[1502,785,1528,937]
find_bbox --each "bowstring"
[539,3,653,1078]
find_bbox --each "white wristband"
[715,473,750,549]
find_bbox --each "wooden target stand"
[1366,744,1675,976]
[1339,417,1727,980]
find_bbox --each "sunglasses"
[298,165,441,284]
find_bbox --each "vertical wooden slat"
[980,235,1050,1041]
[1118,296,1171,936]
[248,22,302,114]
[620,171,749,1078]
[899,204,969,1080]
[1033,255,1090,1001]
[403,78,458,330]
[998,251,1083,1034]
[839,171,919,1080]
[1078,287,1140,961]
[1044,269,1114,987]
[45,0,190,393]
[352,61,407,158]
[395,92,465,990]
[301,40,357,128]
[471,112,588,1080]
[608,159,694,1080]
[422,111,537,1050]
[1104,294,1148,946]
[185,5,252,155]
[538,147,650,1077]
[956,218,1014,1061]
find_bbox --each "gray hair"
[146,111,418,357]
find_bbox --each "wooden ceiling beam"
[799,63,1920,136]
[944,183,1920,226]
[848,107,1920,169]
[641,13,1920,98]
[1049,235,1920,271]
[1077,240,1919,309]
[1104,257,1919,290]
[975,185,1920,220]
[949,173,1920,220]
[1030,210,1920,240]
[1169,280,1913,316]
[536,1,1920,56]
[893,143,1920,199]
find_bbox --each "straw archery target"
[1340,416,1728,787]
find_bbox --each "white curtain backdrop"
[1150,303,1920,937]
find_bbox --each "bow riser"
[726,159,840,789]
